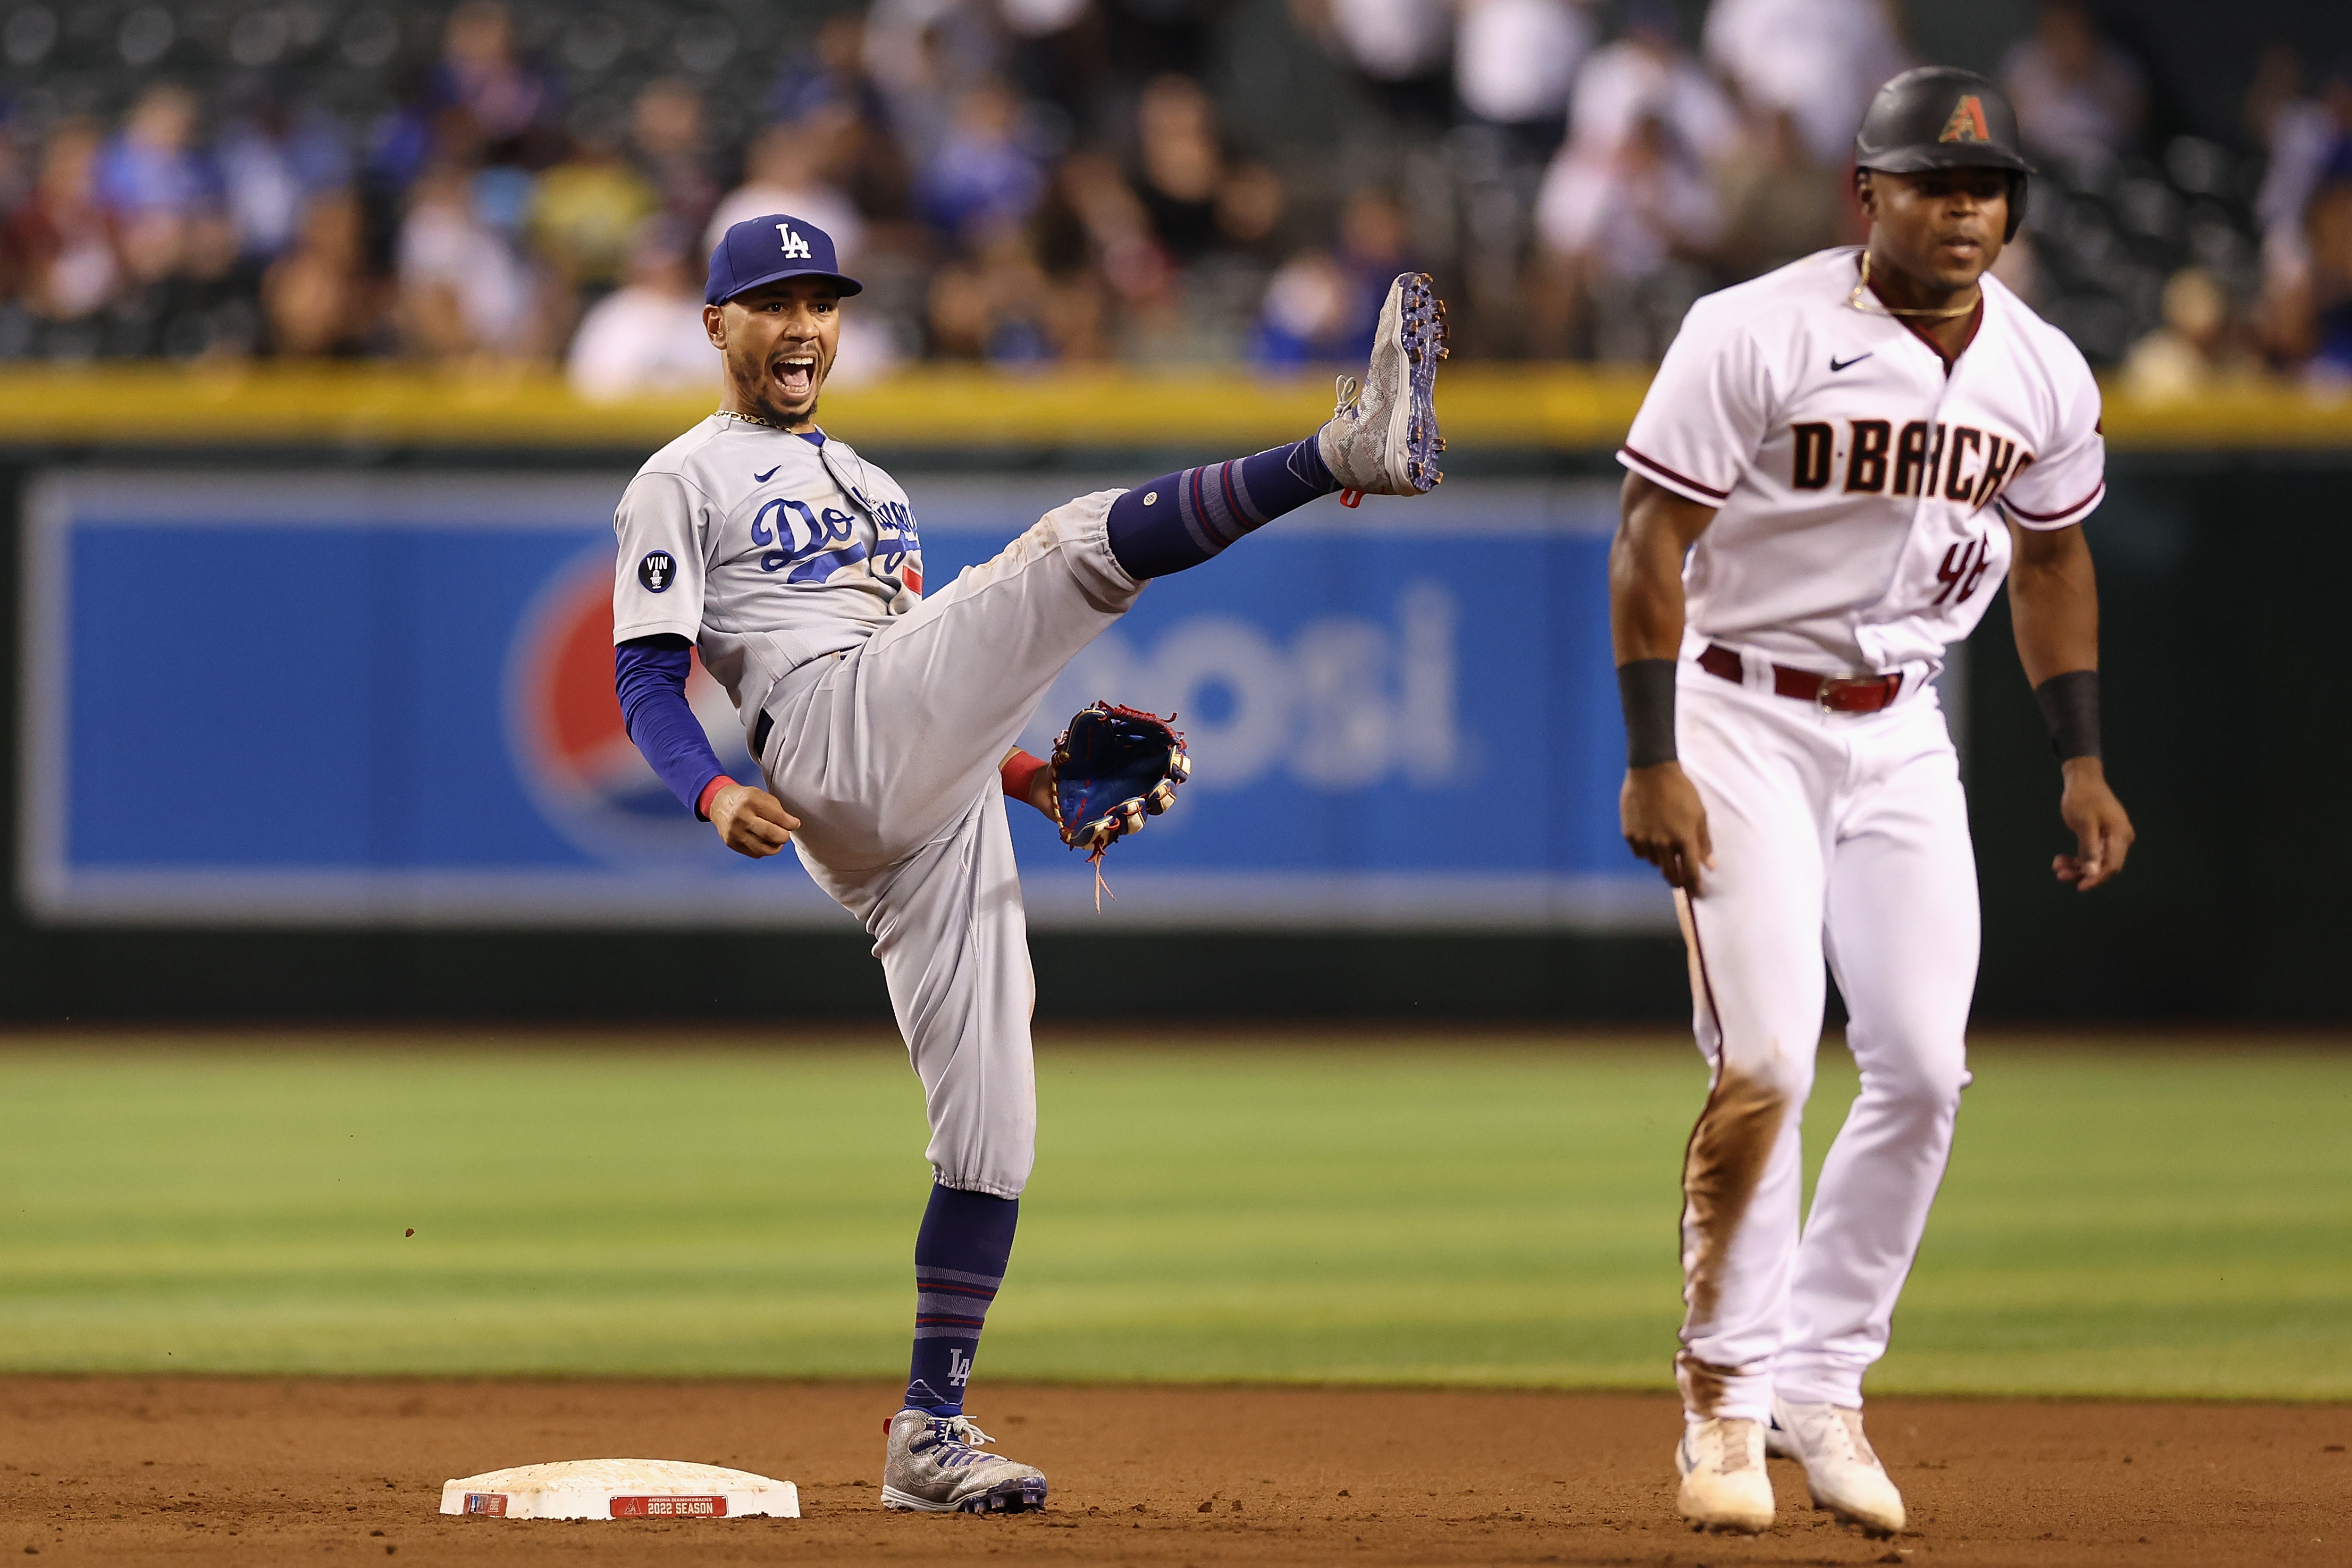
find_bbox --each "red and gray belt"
[1698,644,1904,714]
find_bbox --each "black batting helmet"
[1853,66,2034,241]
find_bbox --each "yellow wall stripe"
[0,365,2341,452]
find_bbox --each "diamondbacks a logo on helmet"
[1939,95,1990,144]
[775,223,812,259]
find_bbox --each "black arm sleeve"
[1617,659,1679,769]
[2032,668,2101,761]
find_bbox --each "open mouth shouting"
[772,350,822,408]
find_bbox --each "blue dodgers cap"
[705,213,863,306]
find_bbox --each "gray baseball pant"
[757,491,1141,1198]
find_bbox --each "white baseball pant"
[757,491,1142,1199]
[1670,653,1978,1423]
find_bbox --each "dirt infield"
[0,1378,2341,1566]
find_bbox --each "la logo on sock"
[947,1349,972,1387]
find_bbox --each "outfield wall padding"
[0,439,2340,1024]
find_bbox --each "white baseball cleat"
[880,1410,1048,1514]
[1676,1416,1775,1533]
[1767,1398,1906,1536]
[1317,271,1447,499]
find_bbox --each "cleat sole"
[1324,271,1448,496]
[1396,272,1445,493]
[957,1477,1049,1514]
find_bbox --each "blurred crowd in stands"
[0,0,2346,395]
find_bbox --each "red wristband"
[696,775,737,822]
[999,750,1048,804]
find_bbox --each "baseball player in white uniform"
[608,213,1447,1513]
[1608,69,2134,1535]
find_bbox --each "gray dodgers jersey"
[611,415,922,741]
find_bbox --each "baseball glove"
[1049,703,1190,898]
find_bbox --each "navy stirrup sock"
[903,1184,1019,1418]
[1105,435,1338,579]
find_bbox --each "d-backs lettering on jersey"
[612,417,923,741]
[1619,248,2104,676]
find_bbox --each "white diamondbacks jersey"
[611,415,923,726]
[1618,247,2105,675]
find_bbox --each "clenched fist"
[709,782,801,858]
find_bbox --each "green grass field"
[0,1034,2344,1399]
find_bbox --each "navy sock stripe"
[914,1264,1004,1288]
[1195,463,1245,543]
[1176,479,1223,559]
[905,1183,1019,1418]
[1224,459,1265,527]
[1180,466,1239,552]
[1106,436,1340,579]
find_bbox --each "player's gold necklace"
[715,407,776,428]
[1846,253,1981,321]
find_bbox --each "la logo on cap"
[776,223,812,259]
[1938,95,1989,143]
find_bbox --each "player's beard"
[759,386,819,429]
[765,351,827,427]
[729,345,827,430]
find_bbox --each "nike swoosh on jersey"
[1829,352,1873,372]
[753,466,781,483]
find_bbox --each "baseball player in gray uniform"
[610,213,1446,1513]
[1610,70,2133,1536]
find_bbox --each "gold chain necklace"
[1846,253,1981,321]
[715,407,776,428]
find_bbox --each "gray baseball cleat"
[880,1409,1048,1514]
[1317,271,1448,499]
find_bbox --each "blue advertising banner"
[19,469,1669,931]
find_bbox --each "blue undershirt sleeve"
[614,634,729,819]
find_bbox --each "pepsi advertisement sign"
[18,470,1669,931]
